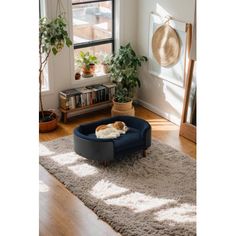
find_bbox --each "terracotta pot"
[82,63,95,77]
[89,63,96,73]
[75,72,81,80]
[39,111,58,133]
[111,99,135,116]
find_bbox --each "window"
[39,0,50,91]
[72,0,115,77]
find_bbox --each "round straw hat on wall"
[152,24,181,67]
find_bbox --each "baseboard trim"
[136,99,181,126]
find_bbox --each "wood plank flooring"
[39,105,196,236]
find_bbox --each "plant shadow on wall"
[39,5,72,133]
[40,139,196,236]
[139,65,183,124]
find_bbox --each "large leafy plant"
[39,14,72,121]
[110,43,148,103]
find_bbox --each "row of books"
[59,83,116,110]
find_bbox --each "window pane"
[39,0,46,17]
[40,0,49,91]
[73,1,112,44]
[74,43,112,75]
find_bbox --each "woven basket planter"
[111,100,135,116]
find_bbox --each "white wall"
[118,0,138,50]
[42,0,138,113]
[136,0,195,125]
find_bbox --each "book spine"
[83,94,86,107]
[80,94,84,107]
[102,88,105,101]
[92,91,96,104]
[69,96,76,109]
[59,94,69,110]
[75,94,81,108]
[90,92,93,105]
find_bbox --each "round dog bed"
[73,116,151,162]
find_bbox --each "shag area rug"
[40,135,196,236]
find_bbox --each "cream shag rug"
[40,135,196,236]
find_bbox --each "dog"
[95,121,128,139]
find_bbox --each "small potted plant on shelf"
[75,51,98,78]
[74,61,81,80]
[101,53,112,74]
[39,14,72,132]
[110,43,148,116]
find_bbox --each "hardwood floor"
[39,105,196,236]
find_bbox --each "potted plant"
[110,43,148,116]
[39,14,72,132]
[75,51,98,77]
[101,54,112,74]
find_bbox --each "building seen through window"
[72,0,114,77]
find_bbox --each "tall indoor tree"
[39,0,72,132]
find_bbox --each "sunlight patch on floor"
[90,180,129,200]
[50,152,79,165]
[146,119,179,131]
[151,125,179,131]
[39,180,50,193]
[154,203,196,223]
[105,192,175,213]
[68,163,98,177]
[146,119,169,123]
[39,143,55,156]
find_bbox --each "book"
[59,83,114,111]
[69,96,76,109]
[79,87,93,106]
[92,85,106,102]
[59,95,69,110]
[86,86,96,104]
[102,83,116,101]
[60,88,80,98]
[75,94,81,108]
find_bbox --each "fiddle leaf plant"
[39,14,72,121]
[110,43,148,103]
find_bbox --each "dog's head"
[113,121,128,132]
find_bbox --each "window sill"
[72,73,111,86]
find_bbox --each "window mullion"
[74,39,114,49]
[72,0,111,6]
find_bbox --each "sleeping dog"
[95,121,128,139]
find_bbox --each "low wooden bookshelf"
[59,83,116,123]
[60,100,112,123]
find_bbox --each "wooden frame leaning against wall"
[180,59,196,143]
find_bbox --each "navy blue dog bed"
[74,116,151,163]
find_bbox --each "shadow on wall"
[135,0,196,125]
[138,65,183,124]
[155,0,195,23]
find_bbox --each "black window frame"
[72,0,115,53]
